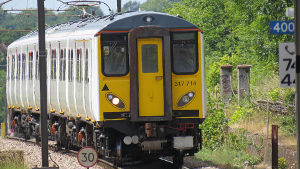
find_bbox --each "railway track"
[5,136,197,169]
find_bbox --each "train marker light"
[107,94,113,100]
[177,91,195,107]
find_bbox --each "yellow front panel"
[172,32,203,118]
[98,36,130,121]
[137,38,164,116]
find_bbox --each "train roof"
[8,11,201,48]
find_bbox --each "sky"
[2,0,146,15]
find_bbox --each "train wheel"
[173,151,184,169]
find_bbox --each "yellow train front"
[97,12,206,166]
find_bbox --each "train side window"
[36,52,39,80]
[171,32,198,74]
[76,49,82,82]
[60,49,66,81]
[101,33,128,76]
[68,49,73,81]
[29,52,33,80]
[85,49,89,83]
[22,53,26,80]
[11,55,15,79]
[51,49,56,79]
[17,54,21,79]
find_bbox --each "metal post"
[295,1,300,168]
[117,0,121,12]
[272,125,278,169]
[37,0,48,167]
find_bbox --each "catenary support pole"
[295,1,300,168]
[117,0,121,12]
[37,0,48,167]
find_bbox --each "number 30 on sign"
[77,147,98,168]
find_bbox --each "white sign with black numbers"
[279,42,296,88]
[77,147,98,168]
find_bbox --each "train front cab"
[98,26,205,162]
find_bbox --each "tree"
[140,0,180,12]
[122,1,140,12]
[166,0,294,87]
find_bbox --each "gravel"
[0,136,102,169]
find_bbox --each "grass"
[0,151,27,169]
[0,163,28,169]
[195,148,261,168]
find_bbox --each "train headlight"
[106,93,125,109]
[177,91,195,107]
[112,98,120,105]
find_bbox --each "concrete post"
[220,65,233,102]
[237,65,252,102]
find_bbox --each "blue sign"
[269,21,294,34]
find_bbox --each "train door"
[137,38,164,116]
[129,26,172,121]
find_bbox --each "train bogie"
[6,11,206,168]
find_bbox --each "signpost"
[269,21,295,34]
[279,43,296,87]
[77,147,98,168]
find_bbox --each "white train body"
[6,16,103,121]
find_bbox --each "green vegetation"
[0,152,27,169]
[196,148,261,168]
[165,0,295,167]
[278,157,288,169]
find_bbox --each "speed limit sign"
[77,147,98,168]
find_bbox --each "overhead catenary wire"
[7,12,80,17]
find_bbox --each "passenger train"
[6,11,206,168]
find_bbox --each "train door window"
[68,49,73,81]
[60,49,66,81]
[142,44,158,73]
[17,54,21,79]
[171,32,198,74]
[22,53,26,80]
[51,49,56,79]
[76,49,82,82]
[11,55,15,79]
[101,33,128,76]
[29,52,33,80]
[85,49,89,83]
[36,52,39,80]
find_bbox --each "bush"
[200,108,228,150]
[278,113,296,136]
[229,106,253,124]
[278,157,287,169]
[268,88,280,102]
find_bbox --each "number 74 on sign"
[279,43,296,88]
